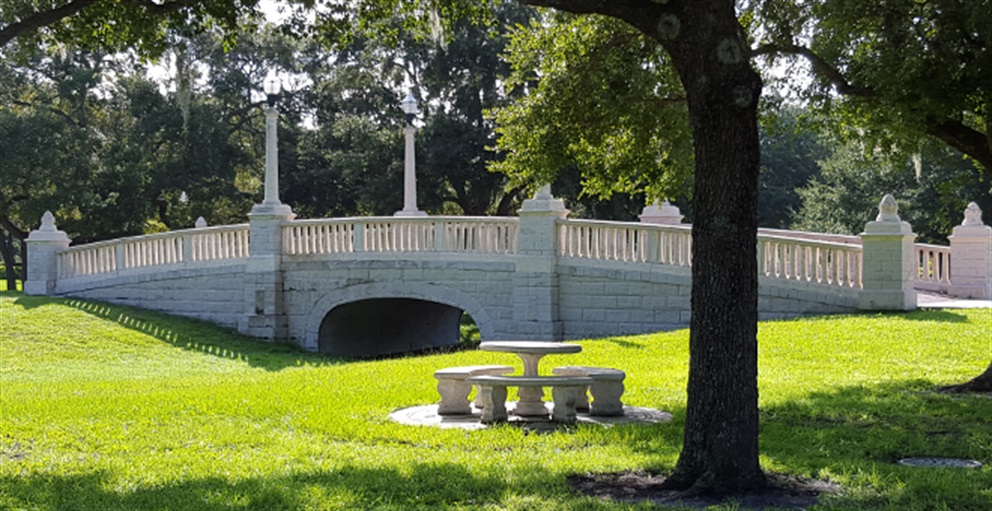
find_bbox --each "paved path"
[916,291,992,309]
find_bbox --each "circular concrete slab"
[898,457,982,469]
[389,403,672,430]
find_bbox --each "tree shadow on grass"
[0,462,603,511]
[760,379,990,465]
[758,379,990,509]
[12,295,344,372]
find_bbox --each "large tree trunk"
[632,0,765,494]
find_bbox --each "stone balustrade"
[758,234,863,289]
[282,217,519,256]
[56,224,250,279]
[557,219,692,267]
[913,244,952,293]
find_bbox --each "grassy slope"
[0,292,989,510]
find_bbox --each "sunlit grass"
[1,291,989,510]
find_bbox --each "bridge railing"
[57,224,250,279]
[557,220,692,266]
[914,243,952,292]
[283,217,519,256]
[758,234,863,289]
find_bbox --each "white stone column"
[859,194,917,310]
[395,125,426,217]
[262,106,281,206]
[639,200,684,224]
[948,202,992,299]
[24,211,71,296]
[511,185,568,340]
[242,104,295,340]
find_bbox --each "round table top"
[479,341,582,354]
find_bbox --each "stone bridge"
[24,192,991,358]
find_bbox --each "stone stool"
[433,365,514,415]
[552,366,626,416]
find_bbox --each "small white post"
[859,194,916,310]
[24,211,71,295]
[949,202,992,299]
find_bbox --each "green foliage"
[757,105,829,229]
[1,294,989,510]
[0,0,263,55]
[490,13,693,205]
[792,136,991,243]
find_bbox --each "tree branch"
[925,117,992,179]
[751,42,875,97]
[0,0,100,46]
[0,0,200,47]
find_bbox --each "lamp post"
[395,91,426,217]
[251,71,292,217]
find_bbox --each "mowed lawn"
[0,292,989,510]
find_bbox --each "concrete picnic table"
[478,341,582,416]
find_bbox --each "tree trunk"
[519,0,765,494]
[638,1,765,494]
[0,230,18,291]
[942,360,992,394]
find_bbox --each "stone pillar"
[639,200,684,224]
[948,202,992,299]
[859,194,916,310]
[511,185,568,340]
[241,205,295,340]
[395,125,426,217]
[24,211,71,296]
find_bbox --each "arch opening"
[318,298,471,358]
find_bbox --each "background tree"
[754,0,991,177]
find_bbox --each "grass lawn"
[1,292,989,510]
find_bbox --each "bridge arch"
[303,282,496,356]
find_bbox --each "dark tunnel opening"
[318,298,474,358]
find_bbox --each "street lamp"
[264,72,281,107]
[395,91,426,216]
[401,92,418,126]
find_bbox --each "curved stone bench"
[434,365,514,415]
[551,366,626,416]
[465,375,594,424]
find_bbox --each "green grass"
[1,291,989,510]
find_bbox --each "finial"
[534,184,553,200]
[961,202,984,227]
[875,194,900,222]
[39,211,57,232]
[195,217,208,228]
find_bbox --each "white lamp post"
[395,91,426,216]
[251,71,292,217]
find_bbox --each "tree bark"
[520,0,766,494]
[648,1,765,494]
[941,360,992,394]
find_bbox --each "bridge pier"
[241,204,295,340]
[511,186,569,340]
